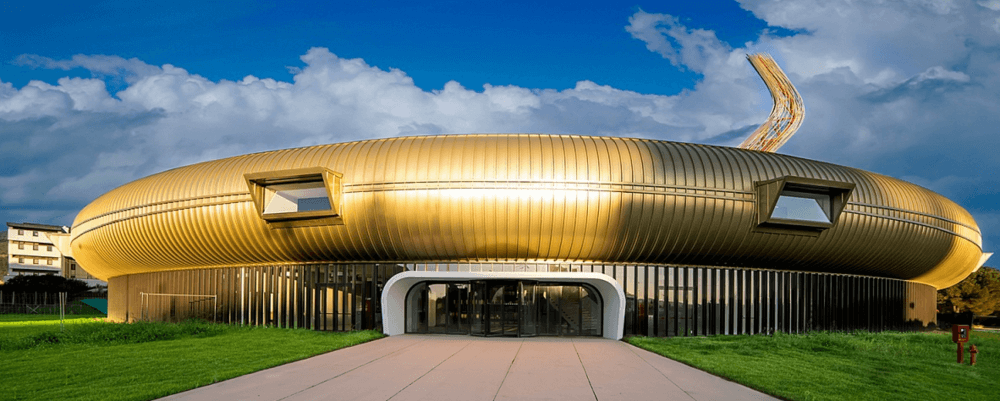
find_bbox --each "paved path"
[161,335,776,401]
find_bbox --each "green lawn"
[0,315,384,401]
[0,313,106,338]
[628,330,1000,401]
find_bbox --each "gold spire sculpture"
[739,53,804,152]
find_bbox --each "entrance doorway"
[405,280,602,337]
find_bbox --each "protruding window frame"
[754,176,855,236]
[244,167,344,228]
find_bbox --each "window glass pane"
[427,284,449,334]
[470,282,485,335]
[298,196,332,212]
[406,283,427,333]
[264,183,330,214]
[580,286,602,336]
[773,191,830,223]
[520,282,537,336]
[448,284,470,333]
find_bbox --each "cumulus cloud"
[625,11,733,74]
[1,0,999,252]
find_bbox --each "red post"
[953,324,971,364]
[970,344,978,366]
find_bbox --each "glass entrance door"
[470,281,487,336]
[407,280,602,337]
[520,281,538,337]
[487,282,519,336]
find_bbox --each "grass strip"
[628,331,1000,401]
[0,313,106,323]
[0,314,106,338]
[0,318,232,351]
[0,317,384,401]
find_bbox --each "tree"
[0,274,92,295]
[938,267,1000,316]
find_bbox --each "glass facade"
[117,262,929,336]
[404,281,602,337]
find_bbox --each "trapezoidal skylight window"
[754,176,855,236]
[772,190,831,223]
[244,167,343,228]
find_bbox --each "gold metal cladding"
[739,53,805,152]
[244,167,344,228]
[754,176,856,236]
[69,134,984,289]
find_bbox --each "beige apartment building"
[4,222,104,286]
[0,231,7,282]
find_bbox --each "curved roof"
[70,134,984,288]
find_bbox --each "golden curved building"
[70,134,988,339]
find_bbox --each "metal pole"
[59,292,66,332]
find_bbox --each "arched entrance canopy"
[383,271,626,340]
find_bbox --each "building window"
[71,263,76,270]
[32,231,38,237]
[755,176,855,236]
[772,190,832,223]
[46,259,52,265]
[18,257,24,264]
[17,229,23,235]
[265,183,331,214]
[47,245,52,251]
[245,167,344,228]
[33,244,39,251]
[32,258,38,264]
[18,242,24,250]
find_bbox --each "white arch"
[381,271,626,340]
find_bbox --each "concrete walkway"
[161,335,776,401]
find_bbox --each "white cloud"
[16,54,162,83]
[913,66,971,83]
[625,10,733,75]
[979,0,1000,11]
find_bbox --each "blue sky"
[2,1,775,95]
[1,0,996,256]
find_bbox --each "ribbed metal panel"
[71,134,983,288]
